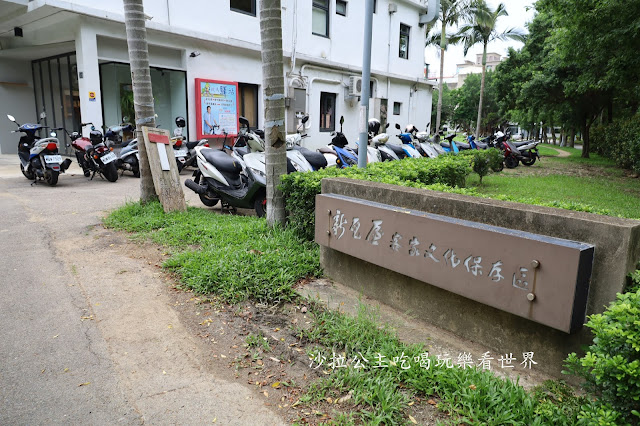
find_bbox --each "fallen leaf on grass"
[409,415,418,424]
[78,382,90,387]
[271,382,280,388]
[468,384,477,390]
[427,399,437,406]
[248,249,263,255]
[263,391,269,397]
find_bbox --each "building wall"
[0,59,35,155]
[1,2,433,151]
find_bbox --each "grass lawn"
[104,202,321,303]
[466,144,640,219]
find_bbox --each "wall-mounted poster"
[195,78,239,139]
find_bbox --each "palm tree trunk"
[435,23,447,134]
[123,0,157,203]
[475,43,487,138]
[260,0,287,226]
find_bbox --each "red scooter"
[63,123,119,182]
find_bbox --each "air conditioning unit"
[348,76,363,97]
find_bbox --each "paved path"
[0,155,283,425]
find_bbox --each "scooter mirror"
[7,114,15,122]
[395,123,401,130]
[91,126,95,131]
[302,115,309,124]
[122,116,129,123]
[339,116,344,126]
[385,123,390,129]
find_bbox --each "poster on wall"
[195,78,239,139]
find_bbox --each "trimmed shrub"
[591,114,640,173]
[564,282,640,423]
[280,155,475,241]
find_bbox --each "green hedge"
[591,114,640,173]
[564,275,640,424]
[280,155,483,241]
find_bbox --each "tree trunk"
[260,0,287,226]
[123,0,157,203]
[475,43,487,138]
[581,117,590,158]
[569,127,575,148]
[551,121,557,145]
[435,22,447,135]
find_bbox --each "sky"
[424,0,537,80]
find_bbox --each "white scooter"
[184,136,267,216]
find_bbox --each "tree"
[452,72,499,133]
[457,0,524,138]
[123,0,157,202]
[426,0,469,135]
[431,84,456,129]
[259,0,287,226]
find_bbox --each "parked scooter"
[319,131,359,168]
[105,121,139,177]
[173,116,209,171]
[368,119,400,161]
[184,128,267,217]
[393,124,423,158]
[287,116,328,171]
[67,123,119,182]
[7,113,71,186]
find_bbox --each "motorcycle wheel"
[103,163,119,182]
[199,193,219,207]
[45,169,59,186]
[254,194,266,218]
[521,156,536,166]
[505,156,519,169]
[21,165,35,180]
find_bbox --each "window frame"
[230,0,256,17]
[312,0,330,38]
[373,0,377,13]
[399,23,410,60]
[393,102,402,116]
[319,92,337,132]
[336,0,347,16]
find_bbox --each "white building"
[453,52,502,89]
[0,0,435,154]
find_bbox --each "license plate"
[44,155,62,164]
[174,148,188,157]
[101,152,117,164]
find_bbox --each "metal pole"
[358,0,374,168]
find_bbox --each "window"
[373,0,377,13]
[336,0,347,16]
[320,92,336,132]
[393,102,401,115]
[230,0,256,16]
[399,24,410,59]
[313,0,330,37]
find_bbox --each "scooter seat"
[386,144,407,159]
[318,147,335,155]
[234,146,249,159]
[512,141,529,147]
[186,141,200,149]
[475,141,489,149]
[440,142,451,149]
[201,148,242,174]
[456,142,471,150]
[294,147,327,169]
